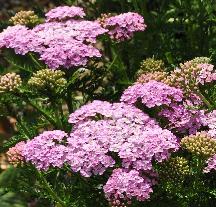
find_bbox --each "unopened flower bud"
[0,72,22,93]
[138,58,165,75]
[28,69,67,93]
[181,132,216,157]
[159,157,190,182]
[10,10,40,26]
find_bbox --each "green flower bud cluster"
[137,58,165,75]
[181,132,216,157]
[159,157,190,182]
[28,69,67,93]
[167,57,210,93]
[10,10,40,26]
[0,72,22,93]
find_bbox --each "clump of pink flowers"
[120,81,183,108]
[103,12,147,41]
[104,169,153,204]
[6,141,26,166]
[204,155,216,173]
[23,130,68,170]
[45,6,86,22]
[0,6,146,69]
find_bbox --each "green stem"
[29,53,43,69]
[66,92,73,113]
[36,171,66,207]
[133,0,140,12]
[28,99,58,128]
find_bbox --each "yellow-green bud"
[138,58,165,75]
[181,132,216,158]
[28,69,67,93]
[159,157,190,182]
[10,10,40,26]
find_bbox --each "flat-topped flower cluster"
[0,6,146,69]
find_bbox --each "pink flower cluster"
[6,141,26,165]
[67,101,179,177]
[45,6,86,22]
[120,81,183,107]
[0,25,42,55]
[68,100,156,127]
[197,63,216,85]
[201,110,216,138]
[103,169,153,202]
[0,7,146,69]
[104,12,146,41]
[204,154,216,173]
[23,130,68,170]
[160,103,206,134]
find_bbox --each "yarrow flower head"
[23,130,68,170]
[0,7,146,69]
[67,101,179,177]
[28,69,67,93]
[120,81,183,108]
[45,6,86,22]
[0,25,42,55]
[181,132,216,157]
[0,72,22,93]
[202,110,216,137]
[6,141,26,166]
[103,12,146,41]
[103,169,153,204]
[159,103,206,134]
[166,57,215,94]
[10,10,40,26]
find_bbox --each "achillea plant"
[1,3,216,207]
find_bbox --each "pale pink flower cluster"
[45,6,86,22]
[197,63,216,85]
[0,7,146,69]
[23,130,68,170]
[120,81,183,107]
[204,154,216,173]
[6,141,26,165]
[67,101,179,174]
[103,169,153,202]
[0,25,42,55]
[104,12,146,41]
[160,103,206,134]
[68,100,156,127]
[202,110,216,137]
